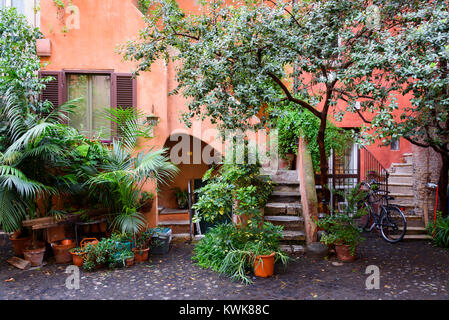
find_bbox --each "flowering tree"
[122,0,422,205]
[350,3,449,216]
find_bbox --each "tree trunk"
[438,154,449,217]
[317,121,330,213]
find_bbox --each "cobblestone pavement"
[0,233,448,300]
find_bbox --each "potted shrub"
[315,185,367,262]
[82,238,117,271]
[111,232,132,251]
[219,238,288,283]
[173,187,189,209]
[316,214,364,262]
[133,231,151,262]
[69,247,86,267]
[123,249,135,267]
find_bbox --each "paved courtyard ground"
[0,232,448,300]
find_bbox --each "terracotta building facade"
[30,0,440,237]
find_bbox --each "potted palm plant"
[88,107,179,237]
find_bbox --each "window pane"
[67,74,89,136]
[0,0,6,9]
[67,74,111,140]
[92,75,111,140]
[11,0,24,15]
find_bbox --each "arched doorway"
[157,134,222,240]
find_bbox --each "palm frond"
[44,98,83,124]
[0,189,27,233]
[0,165,48,198]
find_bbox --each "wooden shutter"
[113,73,137,109]
[39,71,65,108]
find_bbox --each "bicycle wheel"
[355,201,372,231]
[380,206,407,243]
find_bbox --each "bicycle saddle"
[386,195,395,200]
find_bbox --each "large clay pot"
[23,244,46,267]
[253,252,276,278]
[279,153,295,170]
[133,247,149,263]
[9,234,31,257]
[335,244,356,262]
[52,240,76,264]
[70,252,85,267]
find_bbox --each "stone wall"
[412,145,442,219]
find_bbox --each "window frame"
[63,69,115,144]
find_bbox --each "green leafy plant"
[270,105,352,171]
[192,221,287,285]
[193,159,273,224]
[172,187,188,209]
[82,238,121,271]
[316,184,367,255]
[88,107,179,236]
[427,213,449,248]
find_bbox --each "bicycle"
[356,180,407,243]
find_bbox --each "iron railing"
[359,145,389,195]
[316,144,389,213]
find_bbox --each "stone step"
[388,182,414,194]
[402,153,413,164]
[279,244,305,255]
[403,226,427,235]
[271,170,298,184]
[274,184,300,193]
[403,234,432,241]
[281,230,306,242]
[158,220,191,234]
[389,163,413,175]
[159,208,189,222]
[404,215,425,227]
[264,202,302,216]
[388,173,413,184]
[264,215,304,230]
[270,191,301,203]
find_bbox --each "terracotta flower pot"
[125,257,135,267]
[279,153,295,170]
[52,240,76,264]
[61,239,72,246]
[335,244,356,262]
[23,245,46,267]
[133,247,149,263]
[9,234,31,257]
[70,252,85,267]
[253,252,276,278]
[99,222,108,233]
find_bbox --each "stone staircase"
[264,170,306,254]
[387,153,430,240]
[157,208,191,241]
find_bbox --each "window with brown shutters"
[39,70,137,141]
[38,70,64,109]
[113,73,137,109]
